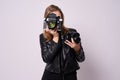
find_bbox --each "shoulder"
[39,33,43,39]
[39,33,46,41]
[68,28,76,31]
[67,28,78,33]
[67,28,81,37]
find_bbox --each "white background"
[0,0,120,80]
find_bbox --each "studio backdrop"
[0,0,120,80]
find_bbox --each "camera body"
[44,13,63,32]
[66,31,81,44]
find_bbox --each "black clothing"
[39,28,85,79]
[42,70,77,80]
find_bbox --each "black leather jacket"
[39,28,85,74]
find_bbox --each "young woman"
[39,5,85,80]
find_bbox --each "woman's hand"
[64,38,81,53]
[48,28,59,43]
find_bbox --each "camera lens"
[48,21,56,29]
[66,32,80,44]
[73,33,80,43]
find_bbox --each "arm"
[39,34,60,63]
[74,44,85,62]
[64,28,85,62]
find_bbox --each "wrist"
[74,46,81,54]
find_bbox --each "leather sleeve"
[75,44,85,62]
[69,28,85,62]
[39,34,60,63]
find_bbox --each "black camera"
[44,13,63,31]
[66,32,81,44]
